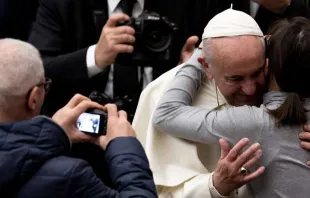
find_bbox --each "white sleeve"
[158,173,237,198]
[86,45,103,77]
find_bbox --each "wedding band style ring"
[240,167,248,175]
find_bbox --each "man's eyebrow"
[224,75,243,79]
[224,65,265,80]
[251,66,265,77]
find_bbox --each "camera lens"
[142,22,172,53]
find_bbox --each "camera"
[77,108,108,135]
[88,91,136,122]
[116,11,179,66]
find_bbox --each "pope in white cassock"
[132,8,265,198]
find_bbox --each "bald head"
[0,39,44,113]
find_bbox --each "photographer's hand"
[95,14,136,68]
[99,104,136,150]
[52,94,104,144]
[179,36,199,64]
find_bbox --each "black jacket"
[255,0,310,34]
[230,0,310,34]
[0,116,157,197]
[0,0,39,40]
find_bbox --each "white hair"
[0,39,44,107]
[202,36,266,65]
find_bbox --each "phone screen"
[77,112,101,134]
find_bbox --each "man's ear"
[27,87,41,112]
[198,57,213,79]
[264,58,269,76]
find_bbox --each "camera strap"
[90,0,108,40]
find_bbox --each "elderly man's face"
[203,36,266,106]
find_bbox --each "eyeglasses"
[26,77,52,99]
[37,78,52,93]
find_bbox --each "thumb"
[182,36,199,53]
[219,139,230,159]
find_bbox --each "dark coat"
[0,116,157,198]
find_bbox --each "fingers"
[66,94,90,108]
[183,36,199,52]
[299,132,310,151]
[118,110,128,120]
[303,124,310,132]
[300,141,310,150]
[243,166,265,183]
[74,100,103,116]
[114,44,134,54]
[106,13,130,27]
[219,139,230,159]
[299,132,310,141]
[106,104,118,120]
[113,34,135,44]
[235,143,260,168]
[242,149,263,170]
[114,26,135,35]
[227,138,250,162]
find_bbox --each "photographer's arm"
[29,0,135,85]
[52,96,157,197]
[28,0,91,86]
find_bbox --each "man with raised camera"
[28,0,221,119]
[0,38,157,197]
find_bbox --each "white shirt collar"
[108,0,144,13]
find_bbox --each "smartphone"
[77,109,107,135]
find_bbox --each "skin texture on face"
[203,36,266,107]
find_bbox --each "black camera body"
[77,108,108,136]
[88,91,136,122]
[116,11,178,66]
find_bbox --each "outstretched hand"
[179,36,199,64]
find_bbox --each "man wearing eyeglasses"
[0,38,157,197]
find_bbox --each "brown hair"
[267,17,310,126]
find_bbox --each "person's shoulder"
[141,66,182,97]
[35,155,92,179]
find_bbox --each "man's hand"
[95,14,135,68]
[252,0,291,13]
[52,94,104,144]
[213,138,265,196]
[99,104,136,150]
[299,124,310,165]
[179,36,199,64]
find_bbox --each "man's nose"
[241,81,257,96]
